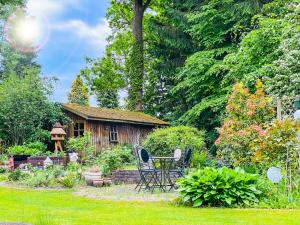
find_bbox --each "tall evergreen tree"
[67,75,90,106]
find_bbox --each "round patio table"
[151,156,175,192]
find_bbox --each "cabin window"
[74,122,84,137]
[109,125,118,142]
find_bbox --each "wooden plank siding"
[64,110,155,153]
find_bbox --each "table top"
[152,156,175,159]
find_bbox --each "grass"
[0,186,300,225]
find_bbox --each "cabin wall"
[64,111,155,153]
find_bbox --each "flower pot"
[103,178,112,186]
[93,179,104,187]
[84,172,102,186]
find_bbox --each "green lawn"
[0,187,300,225]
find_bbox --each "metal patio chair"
[135,148,159,192]
[169,148,192,182]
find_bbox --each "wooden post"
[277,98,282,121]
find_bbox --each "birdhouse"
[51,122,66,141]
[51,122,66,154]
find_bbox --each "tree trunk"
[130,0,148,111]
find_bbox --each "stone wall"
[111,170,140,184]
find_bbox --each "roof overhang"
[63,105,169,127]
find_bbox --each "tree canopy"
[68,75,90,106]
[95,0,298,150]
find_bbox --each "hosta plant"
[177,167,266,207]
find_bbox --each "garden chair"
[169,148,192,183]
[135,148,159,192]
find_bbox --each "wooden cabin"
[62,104,168,152]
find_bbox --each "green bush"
[258,177,300,209]
[26,141,46,152]
[8,141,46,155]
[21,165,65,187]
[67,132,94,161]
[191,151,208,169]
[59,172,76,188]
[0,154,7,165]
[143,126,205,156]
[8,169,22,181]
[0,167,6,174]
[98,145,134,176]
[177,167,266,207]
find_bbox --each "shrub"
[191,151,208,169]
[0,167,7,174]
[26,141,46,152]
[143,126,206,156]
[21,165,65,187]
[177,167,266,207]
[216,81,275,166]
[7,141,46,155]
[59,172,76,188]
[0,154,7,165]
[8,169,22,181]
[250,119,300,170]
[67,132,94,161]
[98,145,134,176]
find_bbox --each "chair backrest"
[140,149,149,163]
[174,148,182,162]
[183,148,192,166]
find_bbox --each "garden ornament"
[174,149,181,161]
[50,122,66,155]
[69,152,79,163]
[44,157,53,168]
[267,167,282,183]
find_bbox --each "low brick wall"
[27,156,67,167]
[111,170,140,184]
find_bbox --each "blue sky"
[26,0,111,105]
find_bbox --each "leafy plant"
[143,126,206,156]
[26,141,46,152]
[0,167,7,174]
[258,176,300,209]
[177,167,266,207]
[98,145,134,176]
[21,165,65,187]
[0,154,7,165]
[8,169,22,181]
[67,132,94,162]
[191,151,208,169]
[59,172,76,188]
[216,81,275,166]
[250,119,300,169]
[7,141,46,155]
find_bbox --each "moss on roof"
[63,104,169,126]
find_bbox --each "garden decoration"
[43,157,53,168]
[267,167,282,183]
[51,122,66,155]
[69,152,79,163]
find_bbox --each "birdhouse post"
[50,122,66,155]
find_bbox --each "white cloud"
[53,19,111,48]
[26,0,80,17]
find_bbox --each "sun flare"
[4,8,50,53]
[14,17,41,45]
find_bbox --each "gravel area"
[0,181,178,202]
[73,184,178,202]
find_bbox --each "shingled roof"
[63,104,169,126]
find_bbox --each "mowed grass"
[0,187,300,225]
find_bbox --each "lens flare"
[4,8,50,53]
